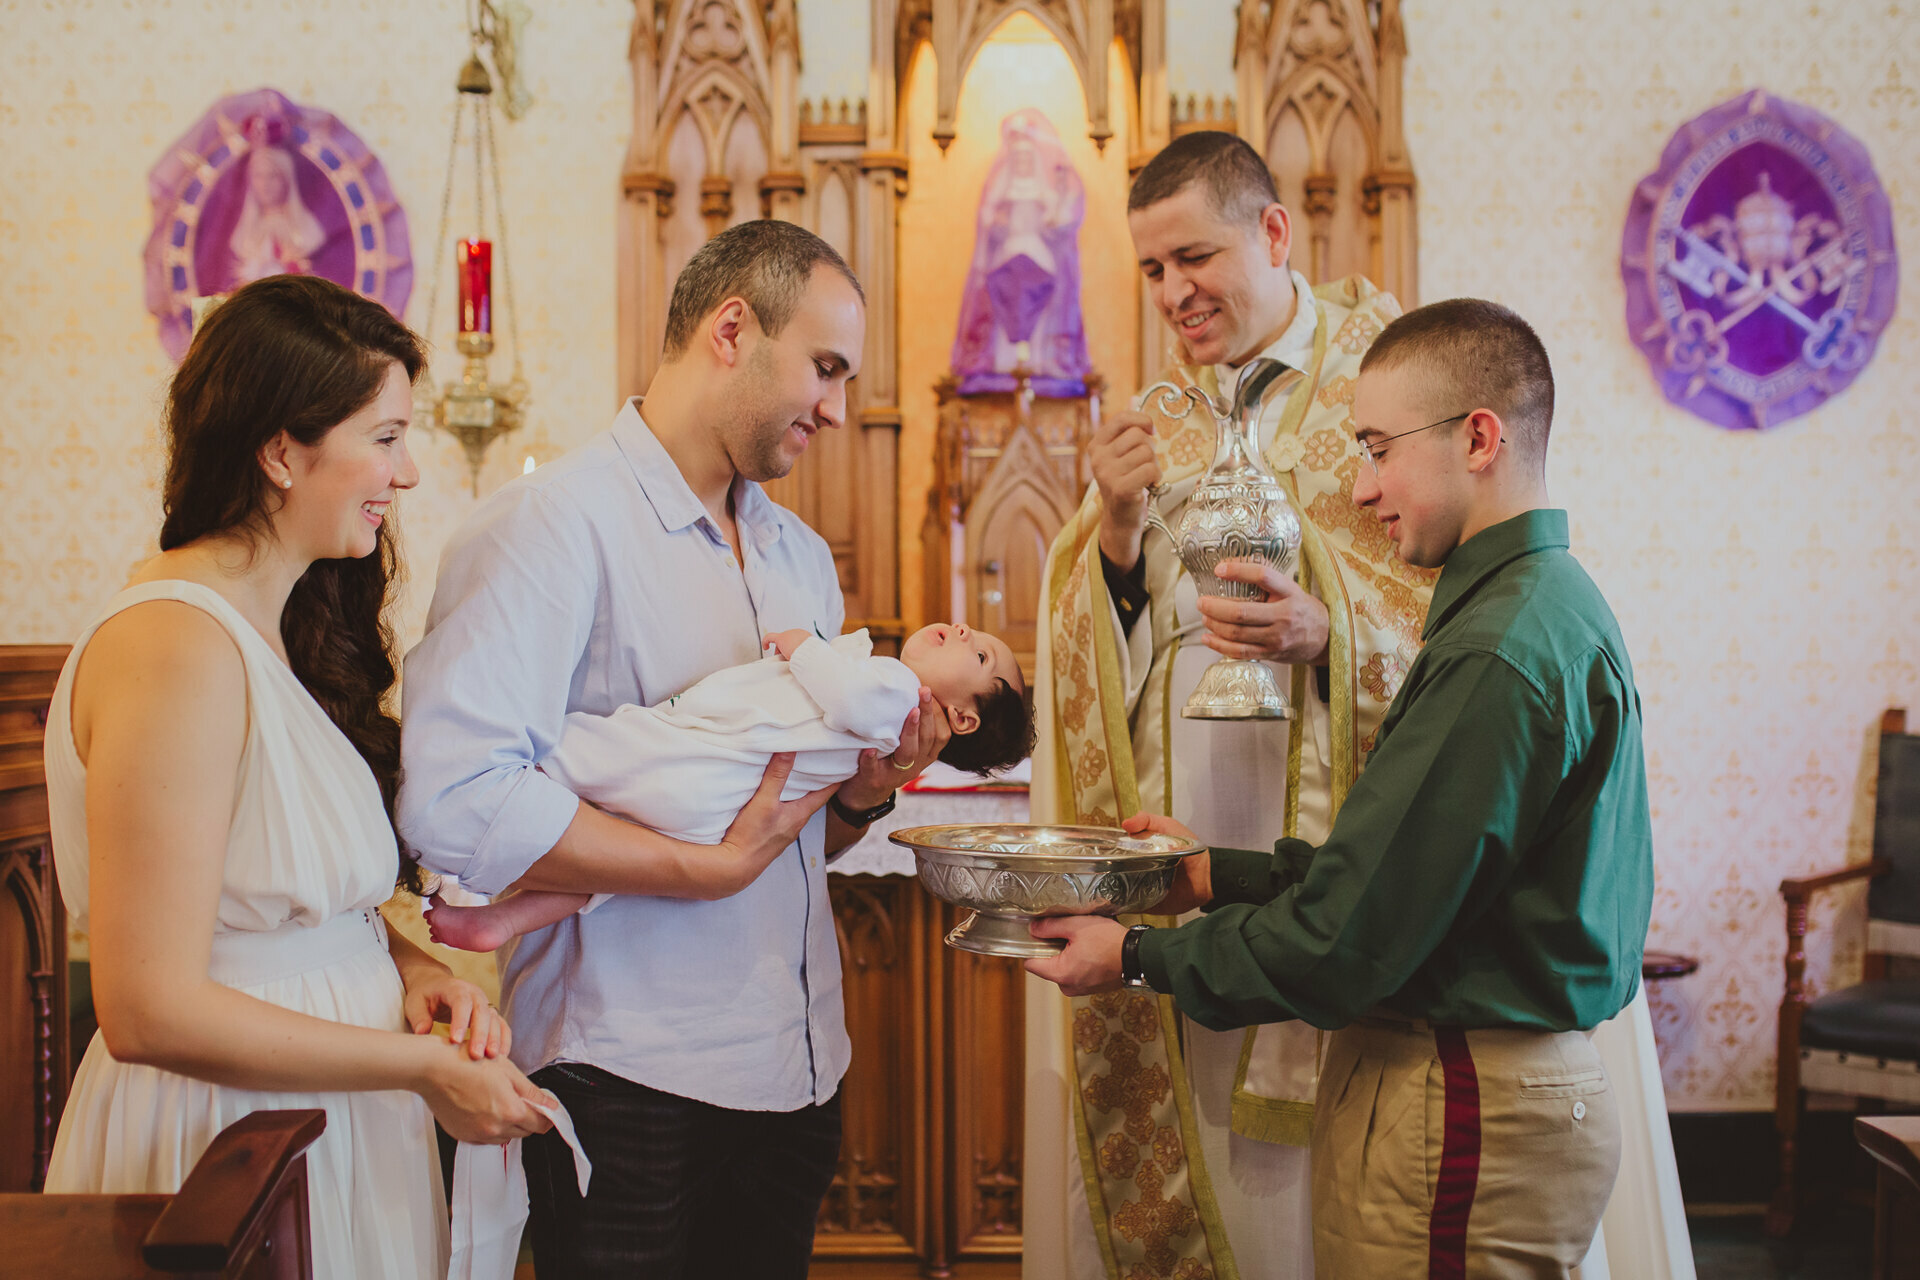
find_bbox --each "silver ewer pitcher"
[1139,357,1306,720]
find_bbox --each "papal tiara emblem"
[1620,89,1898,431]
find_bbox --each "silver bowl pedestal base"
[1182,657,1293,720]
[947,911,1067,957]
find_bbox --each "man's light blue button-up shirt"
[398,400,851,1110]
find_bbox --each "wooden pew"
[0,1108,325,1279]
[1856,1115,1920,1280]
[0,643,71,1192]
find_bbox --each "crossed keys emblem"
[1662,172,1868,375]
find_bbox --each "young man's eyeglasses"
[1357,412,1469,474]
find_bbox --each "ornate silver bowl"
[889,823,1204,957]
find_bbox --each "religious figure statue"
[227,118,326,286]
[950,108,1091,397]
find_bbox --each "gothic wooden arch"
[925,0,1121,150]
[1235,0,1417,302]
[959,424,1081,675]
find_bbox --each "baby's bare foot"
[425,893,516,953]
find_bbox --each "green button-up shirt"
[1139,509,1652,1032]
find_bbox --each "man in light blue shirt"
[399,221,949,1278]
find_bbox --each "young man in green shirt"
[1028,298,1653,1279]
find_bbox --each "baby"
[427,621,1033,951]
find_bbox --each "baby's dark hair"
[938,678,1036,776]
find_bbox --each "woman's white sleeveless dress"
[43,581,449,1279]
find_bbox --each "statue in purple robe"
[951,109,1090,397]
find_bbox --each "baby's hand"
[763,628,812,660]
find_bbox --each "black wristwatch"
[1120,924,1154,989]
[829,790,897,828]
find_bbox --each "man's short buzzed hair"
[1360,298,1556,466]
[662,219,864,358]
[1128,130,1280,226]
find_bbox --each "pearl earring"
[280,478,292,489]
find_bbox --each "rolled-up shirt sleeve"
[398,487,595,895]
[1139,647,1567,1030]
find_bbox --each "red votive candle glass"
[457,238,492,334]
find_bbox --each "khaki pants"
[1310,1017,1622,1279]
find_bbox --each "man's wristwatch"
[829,790,896,828]
[1120,924,1154,989]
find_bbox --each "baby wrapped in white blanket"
[555,629,920,851]
[427,622,1031,952]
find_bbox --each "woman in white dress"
[43,274,553,1278]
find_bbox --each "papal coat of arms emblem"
[1621,90,1897,430]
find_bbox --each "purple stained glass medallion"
[143,88,412,362]
[1621,89,1897,430]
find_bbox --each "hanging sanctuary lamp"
[419,1,531,495]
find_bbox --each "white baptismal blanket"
[542,628,921,850]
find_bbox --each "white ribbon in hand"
[447,1097,592,1280]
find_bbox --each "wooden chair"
[0,1108,325,1278]
[1768,709,1920,1235]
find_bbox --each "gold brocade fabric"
[1036,276,1435,1279]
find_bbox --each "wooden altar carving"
[922,0,1118,151]
[929,899,1026,1263]
[906,0,1141,675]
[1236,0,1418,303]
[822,873,1031,1275]
[821,877,929,1257]
[0,645,70,1193]
[620,0,902,639]
[620,0,783,392]
[923,375,1101,679]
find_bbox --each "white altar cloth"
[829,785,1030,876]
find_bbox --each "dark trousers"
[523,1062,842,1280]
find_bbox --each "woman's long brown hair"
[159,275,426,891]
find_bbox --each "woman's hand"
[705,754,838,898]
[417,1042,555,1144]
[403,968,509,1060]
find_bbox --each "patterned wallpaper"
[0,0,635,649]
[1404,0,1920,1109]
[2,0,1915,1110]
